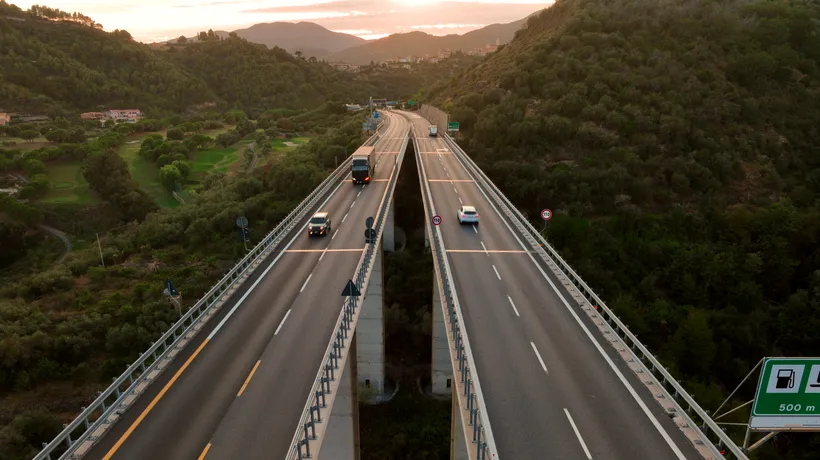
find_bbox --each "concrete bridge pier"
[356,246,386,398]
[324,337,361,460]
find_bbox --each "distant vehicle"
[429,125,438,137]
[351,146,375,185]
[457,206,479,225]
[308,212,332,237]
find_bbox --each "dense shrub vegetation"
[424,0,820,457]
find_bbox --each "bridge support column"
[383,202,395,252]
[451,390,469,460]
[431,278,452,395]
[324,334,361,460]
[357,247,386,397]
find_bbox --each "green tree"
[45,129,69,143]
[159,164,183,191]
[19,130,39,143]
[166,128,184,141]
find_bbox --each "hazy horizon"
[9,0,550,43]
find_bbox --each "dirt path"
[39,225,71,264]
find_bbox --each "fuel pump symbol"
[776,369,796,389]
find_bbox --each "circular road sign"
[365,216,374,229]
[541,209,553,221]
[432,215,442,226]
[236,216,249,228]
[364,228,377,241]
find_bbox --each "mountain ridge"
[165,11,542,64]
[167,21,366,58]
[325,15,534,64]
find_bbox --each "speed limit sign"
[541,209,552,221]
[432,215,442,226]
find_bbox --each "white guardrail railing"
[286,126,409,459]
[438,131,748,460]
[34,119,386,460]
[413,125,498,460]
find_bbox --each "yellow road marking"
[370,179,389,182]
[283,249,364,253]
[422,151,452,154]
[446,250,528,253]
[198,443,211,460]
[103,338,211,459]
[237,360,261,397]
[428,179,474,182]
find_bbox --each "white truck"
[429,125,438,137]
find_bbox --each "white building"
[104,109,142,122]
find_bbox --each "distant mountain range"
[168,12,539,64]
[168,22,366,58]
[326,16,532,64]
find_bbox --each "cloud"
[173,0,256,8]
[242,0,375,14]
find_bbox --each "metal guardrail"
[34,120,386,460]
[412,126,497,460]
[439,132,747,460]
[286,124,409,459]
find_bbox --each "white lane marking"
[530,342,548,373]
[454,187,458,193]
[472,225,478,233]
[342,213,348,223]
[507,295,520,317]
[492,265,501,280]
[350,201,356,209]
[564,409,592,459]
[467,165,688,459]
[319,248,327,261]
[446,172,450,178]
[357,191,361,198]
[207,177,347,339]
[300,273,313,293]
[458,197,463,204]
[480,241,488,256]
[274,309,292,336]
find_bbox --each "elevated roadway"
[406,111,703,460]
[85,112,409,460]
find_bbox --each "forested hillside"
[424,0,820,457]
[0,1,214,114]
[0,1,410,115]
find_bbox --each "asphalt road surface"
[85,112,409,460]
[405,111,702,460]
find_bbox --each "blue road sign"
[373,111,379,118]
[164,279,180,297]
[342,279,361,297]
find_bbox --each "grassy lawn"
[271,136,310,151]
[190,147,238,179]
[116,126,232,208]
[1,136,50,151]
[117,133,170,207]
[42,161,96,204]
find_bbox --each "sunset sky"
[10,0,550,42]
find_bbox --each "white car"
[457,206,479,224]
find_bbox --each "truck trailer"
[351,146,375,185]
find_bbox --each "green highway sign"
[750,357,820,430]
[448,121,459,132]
